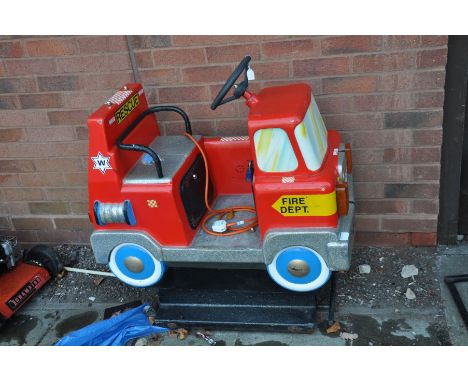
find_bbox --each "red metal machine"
[0,239,62,325]
[88,56,354,295]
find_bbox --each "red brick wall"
[0,35,448,247]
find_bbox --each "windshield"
[254,128,298,172]
[294,98,328,171]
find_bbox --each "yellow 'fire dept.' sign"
[272,193,337,217]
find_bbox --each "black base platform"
[154,268,336,333]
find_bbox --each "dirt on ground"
[38,245,159,305]
[41,245,444,311]
[25,244,451,346]
[337,246,442,310]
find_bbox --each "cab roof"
[247,83,312,131]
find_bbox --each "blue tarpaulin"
[55,303,169,346]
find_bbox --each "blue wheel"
[267,246,331,292]
[109,243,166,287]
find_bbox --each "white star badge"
[91,152,112,174]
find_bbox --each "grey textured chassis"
[91,176,355,271]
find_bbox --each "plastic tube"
[64,266,116,277]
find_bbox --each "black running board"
[154,268,336,333]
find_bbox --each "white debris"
[135,337,149,346]
[401,265,418,278]
[212,219,227,233]
[88,296,96,302]
[358,264,371,274]
[405,288,416,300]
[340,332,359,341]
[379,257,384,262]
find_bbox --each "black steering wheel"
[211,55,251,110]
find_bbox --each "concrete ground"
[436,243,468,346]
[0,245,466,346]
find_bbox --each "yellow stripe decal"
[272,192,337,217]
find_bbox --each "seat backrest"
[87,83,161,179]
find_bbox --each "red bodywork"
[0,262,50,320]
[88,83,341,247]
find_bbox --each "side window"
[294,99,328,171]
[254,128,298,172]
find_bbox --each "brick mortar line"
[155,89,446,99]
[1,51,132,62]
[0,129,443,138]
[0,179,442,187]
[53,34,118,42]
[0,35,306,45]
[148,101,445,109]
[354,181,439,185]
[141,37,326,51]
[1,35,439,46]
[353,164,441,169]
[1,44,447,67]
[163,113,443,121]
[350,143,442,149]
[0,144,444,152]
[0,134,442,143]
[2,64,445,80]
[9,70,134,79]
[133,98,447,108]
[318,91,445,101]
[318,91,445,98]
[0,177,441,186]
[137,45,448,63]
[0,114,445,127]
[130,40,445,54]
[148,75,445,94]
[0,77,445,95]
[0,140,444,149]
[135,60,446,73]
[160,122,445,131]
[0,87,445,103]
[354,213,438,217]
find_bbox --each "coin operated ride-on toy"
[88,56,355,331]
[0,237,63,326]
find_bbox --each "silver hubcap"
[124,256,144,273]
[287,259,310,277]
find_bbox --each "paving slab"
[436,254,468,346]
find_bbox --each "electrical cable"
[184,133,258,236]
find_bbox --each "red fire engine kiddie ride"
[88,56,354,297]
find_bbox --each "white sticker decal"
[247,67,255,81]
[91,152,112,174]
[106,90,133,106]
[282,176,295,184]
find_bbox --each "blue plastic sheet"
[55,303,169,346]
